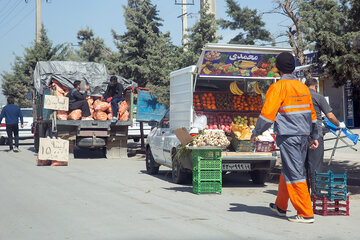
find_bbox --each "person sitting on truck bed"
[103,76,124,120]
[67,80,92,120]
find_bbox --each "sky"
[0,0,290,104]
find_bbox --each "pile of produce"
[233,115,258,128]
[247,94,263,111]
[215,93,233,110]
[218,114,232,133]
[205,113,218,130]
[192,130,230,148]
[229,81,244,95]
[201,93,216,110]
[193,94,202,110]
[233,95,249,111]
[232,123,253,140]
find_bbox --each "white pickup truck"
[146,44,292,184]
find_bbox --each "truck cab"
[146,44,292,185]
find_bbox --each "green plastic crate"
[193,181,222,194]
[192,148,222,161]
[193,170,222,182]
[193,159,222,171]
[230,132,255,152]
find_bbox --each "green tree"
[111,0,178,106]
[76,27,112,63]
[219,0,271,45]
[1,27,69,107]
[300,0,360,86]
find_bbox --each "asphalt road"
[0,140,360,240]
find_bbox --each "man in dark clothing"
[0,97,23,152]
[304,78,345,193]
[67,80,92,120]
[103,76,124,120]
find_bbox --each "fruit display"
[217,114,233,133]
[215,93,233,110]
[205,114,218,130]
[193,94,202,110]
[233,95,249,111]
[201,92,216,110]
[232,123,253,140]
[248,116,258,127]
[192,130,230,148]
[253,82,265,96]
[229,81,244,95]
[247,94,262,111]
[251,55,280,78]
[234,115,249,126]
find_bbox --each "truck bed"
[56,120,132,128]
[222,151,276,161]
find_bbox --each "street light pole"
[36,0,41,43]
[182,0,188,48]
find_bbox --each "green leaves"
[219,0,271,45]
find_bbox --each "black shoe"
[269,203,286,217]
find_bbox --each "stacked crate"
[192,148,222,194]
[312,171,349,216]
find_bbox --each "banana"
[254,82,265,96]
[229,81,245,95]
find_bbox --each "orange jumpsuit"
[252,74,319,218]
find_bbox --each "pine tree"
[1,27,69,107]
[219,0,271,45]
[299,0,360,86]
[76,27,111,63]
[111,0,178,106]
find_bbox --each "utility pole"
[36,0,41,43]
[181,0,188,48]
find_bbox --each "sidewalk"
[271,128,360,186]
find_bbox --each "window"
[160,110,170,128]
[21,109,33,117]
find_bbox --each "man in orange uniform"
[251,52,319,223]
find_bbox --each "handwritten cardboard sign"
[44,95,69,111]
[38,138,69,162]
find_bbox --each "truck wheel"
[146,148,159,175]
[34,135,39,153]
[0,137,5,145]
[133,138,140,143]
[172,151,187,184]
[250,170,268,185]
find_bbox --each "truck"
[146,44,293,184]
[31,61,136,159]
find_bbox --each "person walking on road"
[0,97,23,152]
[103,76,124,121]
[251,52,319,223]
[67,80,92,120]
[304,78,345,193]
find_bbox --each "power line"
[0,0,23,25]
[0,0,28,26]
[0,0,13,16]
[0,6,35,41]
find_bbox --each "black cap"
[275,52,295,74]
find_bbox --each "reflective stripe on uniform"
[259,114,274,123]
[279,104,310,110]
[278,110,311,115]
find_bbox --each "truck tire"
[172,151,188,184]
[146,147,159,175]
[250,170,268,185]
[133,138,140,143]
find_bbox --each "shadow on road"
[163,186,193,193]
[263,189,278,196]
[228,203,282,219]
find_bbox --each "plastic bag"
[57,111,68,120]
[193,112,207,130]
[87,98,94,109]
[119,110,129,121]
[52,80,69,97]
[68,109,82,120]
[95,111,108,121]
[118,101,128,116]
[36,156,52,166]
[108,113,113,120]
[94,99,110,112]
[51,160,68,166]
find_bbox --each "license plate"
[222,163,251,171]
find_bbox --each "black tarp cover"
[33,61,137,96]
